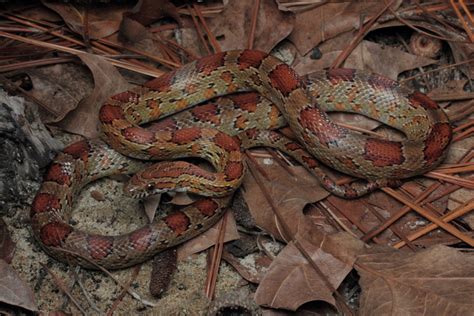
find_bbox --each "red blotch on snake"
[214,133,240,152]
[196,52,226,76]
[326,68,356,84]
[424,122,452,164]
[111,91,139,103]
[237,50,268,70]
[144,71,175,92]
[99,104,125,123]
[122,127,155,144]
[268,64,300,96]
[164,211,190,235]
[224,161,244,182]
[409,91,439,110]
[172,127,201,144]
[87,235,114,260]
[31,193,61,216]
[364,139,405,167]
[40,222,72,247]
[367,73,398,89]
[191,103,220,125]
[45,164,71,186]
[63,140,90,162]
[129,226,154,251]
[299,107,346,146]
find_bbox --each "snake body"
[31,50,452,269]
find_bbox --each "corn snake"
[31,50,452,269]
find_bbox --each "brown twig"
[247,0,260,50]
[361,182,441,242]
[393,199,474,249]
[106,265,142,316]
[204,211,228,299]
[40,263,86,315]
[382,187,474,246]
[0,31,164,77]
[193,4,221,53]
[331,0,396,68]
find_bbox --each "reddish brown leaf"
[297,40,436,79]
[356,245,474,315]
[207,0,294,52]
[242,162,329,241]
[177,210,239,260]
[288,1,402,55]
[56,53,131,138]
[0,260,37,312]
[0,219,15,263]
[255,230,365,310]
[42,0,130,39]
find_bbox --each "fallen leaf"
[177,210,239,260]
[56,52,131,138]
[242,161,329,241]
[143,194,162,222]
[42,0,130,39]
[297,40,437,79]
[255,230,365,310]
[0,259,37,312]
[207,0,294,52]
[125,0,180,26]
[0,219,15,263]
[0,218,15,263]
[288,1,403,55]
[356,245,474,315]
[344,40,437,80]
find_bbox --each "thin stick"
[382,187,474,246]
[40,263,86,315]
[51,247,156,307]
[361,183,441,242]
[204,211,228,299]
[0,31,164,77]
[106,265,142,316]
[193,4,221,53]
[331,0,395,68]
[393,199,474,248]
[247,0,260,49]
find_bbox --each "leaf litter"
[0,0,473,314]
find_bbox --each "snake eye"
[146,183,155,191]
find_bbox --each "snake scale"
[31,50,452,269]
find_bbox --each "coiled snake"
[31,50,452,269]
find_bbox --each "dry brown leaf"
[42,0,130,39]
[0,219,15,264]
[126,0,180,26]
[207,0,294,52]
[177,210,239,260]
[0,259,37,312]
[288,1,402,55]
[356,245,474,315]
[344,40,437,80]
[297,40,437,79]
[255,230,365,310]
[143,194,162,223]
[242,162,329,241]
[56,53,131,138]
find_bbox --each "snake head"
[123,176,163,199]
